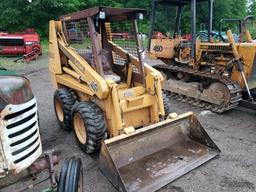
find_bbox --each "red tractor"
[0,28,42,62]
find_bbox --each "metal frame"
[191,0,196,60]
[173,5,183,38]
[219,18,242,42]
[208,0,214,41]
[60,6,147,22]
[218,15,254,42]
[148,0,214,61]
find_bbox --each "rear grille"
[0,97,42,174]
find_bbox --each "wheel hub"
[208,82,231,106]
[73,113,87,144]
[55,99,64,122]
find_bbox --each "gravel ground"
[1,55,256,192]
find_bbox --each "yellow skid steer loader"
[48,6,220,192]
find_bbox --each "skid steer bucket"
[99,112,220,192]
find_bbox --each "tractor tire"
[58,158,83,192]
[71,101,107,154]
[162,91,171,118]
[54,88,76,131]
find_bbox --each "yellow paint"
[149,30,256,90]
[246,31,253,42]
[123,108,150,128]
[149,38,181,59]
[231,43,256,88]
[123,127,135,134]
[48,20,167,138]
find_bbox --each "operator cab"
[148,0,212,62]
[61,7,146,85]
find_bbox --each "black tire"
[57,160,69,192]
[54,88,76,130]
[58,158,83,192]
[71,101,107,154]
[162,91,171,118]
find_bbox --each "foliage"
[0,0,86,37]
[179,0,248,34]
[0,0,252,38]
[248,0,256,37]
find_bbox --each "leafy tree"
[0,0,250,38]
[0,0,86,37]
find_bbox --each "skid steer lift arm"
[49,20,109,99]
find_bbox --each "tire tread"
[72,101,107,154]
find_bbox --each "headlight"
[25,41,33,45]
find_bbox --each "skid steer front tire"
[72,101,107,154]
[54,88,76,131]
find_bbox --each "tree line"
[0,0,255,38]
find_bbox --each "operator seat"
[80,49,121,83]
[100,49,121,82]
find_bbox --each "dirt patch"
[222,154,253,169]
[220,176,255,190]
[160,185,185,192]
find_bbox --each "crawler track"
[155,64,242,113]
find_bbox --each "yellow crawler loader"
[48,6,220,192]
[148,0,256,112]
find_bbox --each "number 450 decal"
[153,45,163,52]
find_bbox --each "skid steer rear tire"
[58,158,83,192]
[163,91,171,118]
[54,88,76,131]
[72,101,107,154]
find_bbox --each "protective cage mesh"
[105,20,141,74]
[63,18,143,77]
[64,19,91,54]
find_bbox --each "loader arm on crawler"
[48,6,220,192]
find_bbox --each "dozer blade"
[99,112,220,192]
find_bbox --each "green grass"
[41,39,49,53]
[70,41,91,50]
[0,56,23,71]
[112,38,149,50]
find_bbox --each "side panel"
[150,39,175,59]
[232,43,256,88]
[122,108,150,128]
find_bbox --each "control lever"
[236,59,253,100]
